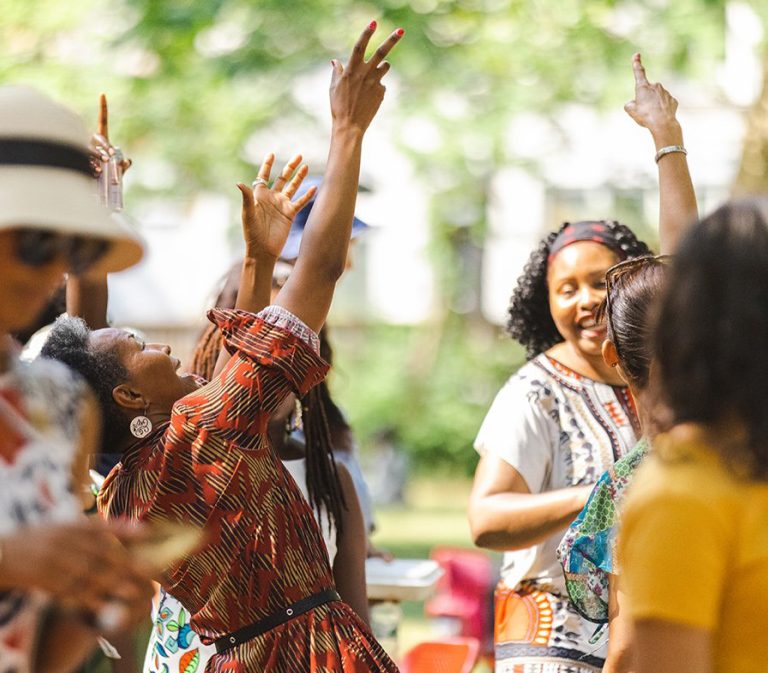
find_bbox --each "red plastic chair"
[425,547,494,650]
[399,637,480,673]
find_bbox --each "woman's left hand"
[237,154,317,260]
[624,53,682,145]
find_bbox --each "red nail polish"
[396,28,405,37]
[369,20,377,30]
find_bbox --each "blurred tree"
[2,0,764,472]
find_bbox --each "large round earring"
[130,409,153,439]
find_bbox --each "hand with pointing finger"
[90,94,132,178]
[624,53,683,147]
[329,21,404,133]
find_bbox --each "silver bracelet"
[655,145,687,164]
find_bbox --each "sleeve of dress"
[209,306,328,398]
[473,374,557,494]
[618,485,728,630]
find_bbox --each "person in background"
[468,54,696,672]
[0,85,152,673]
[556,256,667,672]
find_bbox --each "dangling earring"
[130,405,153,439]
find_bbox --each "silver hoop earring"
[130,408,153,439]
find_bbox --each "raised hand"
[90,94,132,178]
[237,153,316,260]
[624,53,682,143]
[329,21,404,133]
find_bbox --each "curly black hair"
[41,316,131,454]
[654,198,768,479]
[507,220,652,359]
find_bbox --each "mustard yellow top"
[619,428,768,673]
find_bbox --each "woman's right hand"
[0,518,154,630]
[329,22,404,134]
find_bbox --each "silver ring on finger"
[252,178,269,189]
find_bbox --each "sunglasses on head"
[604,254,671,360]
[13,229,110,275]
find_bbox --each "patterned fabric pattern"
[143,458,339,673]
[494,582,604,673]
[557,439,649,624]
[0,357,86,673]
[98,307,397,672]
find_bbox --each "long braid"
[302,384,347,535]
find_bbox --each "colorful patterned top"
[98,307,397,672]
[0,356,86,673]
[557,438,650,623]
[475,354,640,593]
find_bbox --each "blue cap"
[280,176,369,260]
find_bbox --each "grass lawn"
[369,478,497,670]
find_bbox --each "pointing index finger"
[98,94,109,141]
[632,53,650,88]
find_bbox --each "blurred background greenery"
[4,0,768,481]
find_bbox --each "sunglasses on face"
[604,254,671,360]
[13,229,110,275]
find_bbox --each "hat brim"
[0,166,143,275]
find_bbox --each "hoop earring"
[130,406,153,439]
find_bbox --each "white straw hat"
[0,85,143,274]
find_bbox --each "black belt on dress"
[213,588,341,654]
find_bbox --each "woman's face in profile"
[0,228,69,334]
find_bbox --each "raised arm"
[274,22,404,332]
[67,94,126,329]
[210,155,315,376]
[624,54,698,255]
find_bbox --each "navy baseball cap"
[280,176,369,260]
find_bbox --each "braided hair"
[507,220,652,359]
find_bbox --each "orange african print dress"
[98,307,398,673]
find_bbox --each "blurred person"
[617,197,768,673]
[468,54,697,672]
[43,22,405,672]
[0,85,152,672]
[556,256,668,673]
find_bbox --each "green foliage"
[331,320,523,475]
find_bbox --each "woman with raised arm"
[468,54,696,673]
[617,199,768,673]
[0,86,152,673]
[557,54,698,673]
[43,23,404,671]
